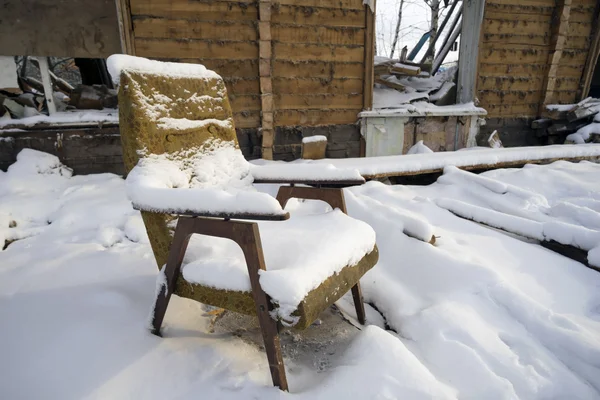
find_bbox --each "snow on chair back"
[108,54,239,173]
[108,55,240,268]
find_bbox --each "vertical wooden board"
[116,0,136,54]
[130,0,258,20]
[458,0,486,103]
[134,39,259,59]
[133,18,258,41]
[363,4,375,111]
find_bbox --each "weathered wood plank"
[538,0,572,115]
[567,21,594,36]
[479,90,543,104]
[275,109,361,126]
[272,25,364,45]
[116,0,136,54]
[486,0,555,6]
[234,111,260,128]
[273,60,364,78]
[272,5,365,27]
[478,76,547,91]
[578,3,600,99]
[479,63,549,76]
[133,18,257,41]
[484,103,541,117]
[273,0,365,10]
[479,47,551,64]
[176,58,260,78]
[273,77,363,94]
[485,2,553,15]
[135,38,258,59]
[484,11,552,22]
[130,0,258,20]
[483,19,550,35]
[275,93,363,109]
[229,94,261,111]
[273,43,364,62]
[363,3,375,111]
[0,0,121,58]
[224,78,260,95]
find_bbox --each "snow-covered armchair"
[109,55,378,391]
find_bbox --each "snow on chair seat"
[109,54,379,392]
[180,209,376,327]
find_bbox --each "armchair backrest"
[114,56,239,173]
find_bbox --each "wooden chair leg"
[150,217,194,336]
[237,223,289,391]
[351,282,366,325]
[276,186,347,213]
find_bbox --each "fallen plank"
[253,144,600,179]
[436,197,600,272]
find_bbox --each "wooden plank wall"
[0,0,121,58]
[476,0,597,119]
[128,0,370,131]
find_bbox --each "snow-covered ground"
[1,150,600,399]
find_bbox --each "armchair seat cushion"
[177,209,378,328]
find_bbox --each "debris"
[539,98,600,144]
[68,84,118,110]
[487,130,503,148]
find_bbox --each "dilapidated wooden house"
[1,0,600,174]
[0,0,375,172]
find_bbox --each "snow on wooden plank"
[252,144,600,179]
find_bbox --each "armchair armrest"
[250,164,365,187]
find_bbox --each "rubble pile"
[532,98,600,144]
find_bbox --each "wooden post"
[456,0,485,104]
[363,0,376,111]
[577,3,600,101]
[37,57,57,115]
[538,0,572,115]
[259,0,274,160]
[115,0,136,55]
